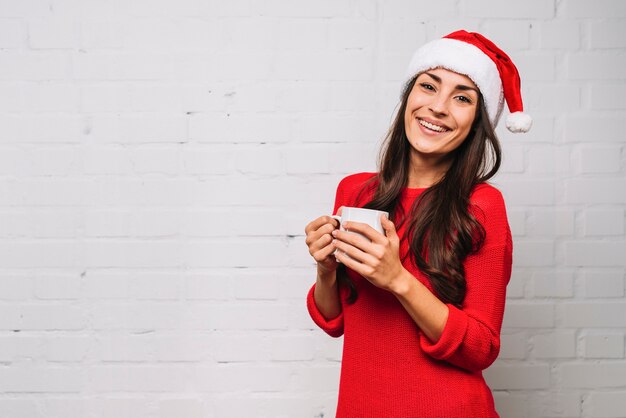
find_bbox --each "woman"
[304,30,531,417]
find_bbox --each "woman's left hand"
[332,215,408,292]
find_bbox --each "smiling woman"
[304,30,531,418]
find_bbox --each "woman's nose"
[428,94,449,115]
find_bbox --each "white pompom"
[505,112,532,133]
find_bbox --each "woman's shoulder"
[338,172,377,188]
[470,182,506,208]
[334,172,378,208]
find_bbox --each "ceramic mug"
[331,207,389,261]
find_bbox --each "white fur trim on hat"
[404,38,504,127]
[505,111,532,133]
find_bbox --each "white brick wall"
[0,1,624,417]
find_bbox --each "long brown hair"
[338,75,502,308]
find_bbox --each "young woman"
[304,30,531,417]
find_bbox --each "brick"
[192,302,290,331]
[0,115,83,143]
[275,81,327,112]
[329,19,377,50]
[0,336,41,361]
[158,399,206,418]
[0,0,49,17]
[275,19,328,51]
[527,209,575,237]
[188,113,291,143]
[507,268,526,298]
[89,365,194,392]
[131,273,183,300]
[80,20,125,49]
[484,364,551,389]
[284,144,332,175]
[538,21,580,49]
[125,18,217,52]
[483,21,531,50]
[591,84,626,109]
[44,336,90,362]
[582,332,624,359]
[507,209,526,237]
[0,366,85,392]
[532,270,575,298]
[0,52,70,80]
[35,275,81,299]
[587,391,626,417]
[559,362,626,388]
[527,392,582,418]
[513,53,556,81]
[291,364,341,391]
[0,275,31,299]
[97,335,154,362]
[584,269,625,298]
[0,82,21,110]
[88,178,193,207]
[563,116,624,142]
[568,53,626,80]
[0,18,26,49]
[232,272,282,300]
[492,393,529,418]
[562,302,626,327]
[575,145,622,173]
[382,0,456,18]
[183,239,286,268]
[210,333,269,362]
[91,302,185,330]
[270,334,316,361]
[154,335,206,362]
[564,241,626,266]
[513,240,555,267]
[0,400,41,418]
[131,146,180,175]
[0,241,81,268]
[525,84,580,113]
[196,364,292,392]
[272,51,374,81]
[84,272,130,299]
[88,398,152,418]
[496,180,555,206]
[83,241,182,268]
[583,209,625,236]
[559,0,626,17]
[502,303,555,328]
[380,20,427,52]
[254,0,351,18]
[532,331,576,358]
[499,332,529,359]
[500,144,525,173]
[28,19,79,49]
[42,398,88,418]
[185,272,231,300]
[590,21,626,48]
[565,180,626,204]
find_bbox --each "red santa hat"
[404,30,532,133]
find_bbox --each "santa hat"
[404,30,531,133]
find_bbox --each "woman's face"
[404,68,479,163]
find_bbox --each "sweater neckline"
[401,186,428,198]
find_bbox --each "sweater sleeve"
[419,185,513,372]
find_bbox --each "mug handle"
[330,215,342,260]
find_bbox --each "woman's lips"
[417,117,452,134]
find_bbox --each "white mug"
[331,207,389,261]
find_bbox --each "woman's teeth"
[419,119,450,133]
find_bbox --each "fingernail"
[331,230,337,237]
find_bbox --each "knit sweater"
[307,172,513,418]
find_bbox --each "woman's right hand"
[304,207,343,276]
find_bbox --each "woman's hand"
[332,214,409,293]
[304,207,343,277]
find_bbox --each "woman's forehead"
[419,67,478,89]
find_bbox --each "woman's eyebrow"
[424,72,479,95]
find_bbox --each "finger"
[333,238,377,266]
[336,206,344,216]
[381,215,398,239]
[341,221,386,245]
[305,219,339,246]
[304,215,337,235]
[307,229,334,253]
[335,248,370,277]
[315,241,338,261]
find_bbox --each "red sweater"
[307,172,513,418]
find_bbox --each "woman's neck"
[407,154,453,188]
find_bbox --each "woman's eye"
[456,95,472,104]
[420,83,435,91]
